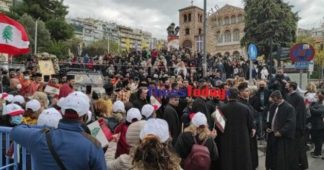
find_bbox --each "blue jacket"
[11,120,108,170]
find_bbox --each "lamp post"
[34,18,40,55]
[203,0,207,77]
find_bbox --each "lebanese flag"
[0,13,30,55]
[150,96,161,110]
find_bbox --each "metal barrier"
[0,126,33,170]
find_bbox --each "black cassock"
[239,98,259,170]
[266,101,296,170]
[286,92,309,169]
[163,104,181,146]
[218,100,254,170]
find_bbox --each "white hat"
[140,118,169,143]
[57,97,65,108]
[3,103,24,116]
[71,91,90,103]
[37,108,62,128]
[113,100,125,113]
[126,108,142,123]
[141,104,154,119]
[26,99,41,112]
[60,91,90,117]
[13,95,25,105]
[191,112,207,127]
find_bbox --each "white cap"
[140,118,169,143]
[26,99,41,112]
[13,95,25,105]
[57,97,65,108]
[71,91,90,103]
[191,112,207,127]
[141,104,154,119]
[37,108,62,128]
[60,91,90,117]
[113,100,125,113]
[126,108,142,123]
[3,103,24,116]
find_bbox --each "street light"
[203,0,207,77]
[202,2,219,77]
[34,18,40,55]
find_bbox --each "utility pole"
[107,32,110,54]
[34,18,39,55]
[203,0,207,77]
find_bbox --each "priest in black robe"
[286,82,308,169]
[266,90,296,170]
[238,82,259,169]
[218,88,254,170]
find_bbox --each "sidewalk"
[257,141,324,170]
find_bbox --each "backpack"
[183,136,211,170]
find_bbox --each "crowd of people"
[0,48,323,170]
[54,48,270,82]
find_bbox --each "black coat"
[218,100,254,170]
[238,98,259,169]
[309,102,324,130]
[286,92,309,169]
[163,104,181,146]
[250,89,271,112]
[132,98,148,110]
[265,101,296,170]
[175,132,219,169]
[286,92,307,133]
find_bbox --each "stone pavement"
[257,141,324,170]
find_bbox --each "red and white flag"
[212,108,226,133]
[150,96,161,111]
[0,13,30,55]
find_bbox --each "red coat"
[58,83,74,99]
[114,122,130,158]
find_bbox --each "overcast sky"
[64,0,324,39]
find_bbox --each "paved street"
[257,142,324,170]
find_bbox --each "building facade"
[67,17,155,51]
[118,25,154,51]
[297,28,312,37]
[206,4,245,57]
[67,18,120,46]
[179,6,204,52]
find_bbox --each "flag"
[150,96,161,111]
[0,13,30,55]
[44,85,60,95]
[211,108,226,133]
